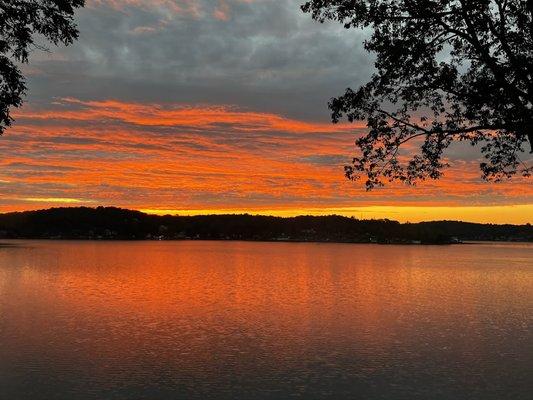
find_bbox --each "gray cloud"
[25,0,373,121]
[299,154,349,166]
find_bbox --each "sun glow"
[140,204,533,224]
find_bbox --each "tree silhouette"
[0,0,84,134]
[302,0,533,189]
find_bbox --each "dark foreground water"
[0,241,531,399]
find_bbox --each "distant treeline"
[0,207,531,244]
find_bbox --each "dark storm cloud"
[25,0,373,121]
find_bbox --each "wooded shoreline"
[0,207,530,244]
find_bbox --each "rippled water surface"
[0,241,532,399]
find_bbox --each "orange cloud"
[21,98,362,133]
[88,0,198,16]
[87,0,251,20]
[213,0,231,21]
[1,98,531,223]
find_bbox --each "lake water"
[0,240,531,399]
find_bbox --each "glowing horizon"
[1,203,531,225]
[134,204,533,224]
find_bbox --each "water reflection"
[0,241,532,399]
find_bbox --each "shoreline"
[2,238,530,245]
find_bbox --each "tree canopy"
[0,206,531,242]
[302,0,533,189]
[0,0,84,134]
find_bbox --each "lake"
[0,241,531,399]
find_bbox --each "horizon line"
[1,204,531,225]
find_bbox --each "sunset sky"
[1,0,532,223]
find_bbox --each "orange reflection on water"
[0,241,532,398]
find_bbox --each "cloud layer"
[2,0,532,222]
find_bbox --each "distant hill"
[0,207,531,244]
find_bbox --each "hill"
[0,207,531,243]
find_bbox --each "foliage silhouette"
[302,0,533,189]
[0,0,84,134]
[0,207,530,243]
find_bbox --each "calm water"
[0,241,531,399]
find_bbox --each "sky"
[0,0,532,223]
